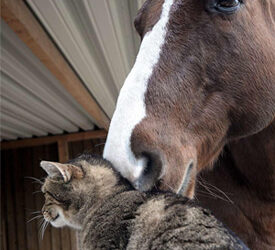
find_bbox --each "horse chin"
[156,159,197,199]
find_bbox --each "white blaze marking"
[103,0,174,182]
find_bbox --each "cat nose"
[132,151,163,192]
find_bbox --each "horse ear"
[40,161,84,182]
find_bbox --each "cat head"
[40,154,124,229]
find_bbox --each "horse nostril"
[134,151,163,192]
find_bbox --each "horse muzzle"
[132,149,197,198]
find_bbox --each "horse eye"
[216,0,241,13]
[206,0,241,14]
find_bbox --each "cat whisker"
[42,222,46,239]
[32,190,42,195]
[39,220,43,239]
[38,218,44,229]
[27,214,43,223]
[42,221,49,239]
[25,176,44,185]
[30,210,42,215]
[39,220,47,239]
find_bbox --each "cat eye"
[206,0,242,14]
[47,192,62,202]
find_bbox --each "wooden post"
[57,140,69,163]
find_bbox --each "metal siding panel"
[1,21,95,130]
[1,113,48,137]
[26,0,142,118]
[1,0,144,141]
[1,97,63,134]
[0,129,18,140]
[26,0,117,117]
[1,73,79,133]
[1,125,32,139]
[0,20,97,140]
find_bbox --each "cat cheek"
[50,216,66,228]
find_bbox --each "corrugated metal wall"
[1,138,106,250]
[26,0,145,118]
[1,0,146,141]
[1,21,96,141]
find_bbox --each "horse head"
[104,0,275,197]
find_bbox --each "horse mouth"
[155,160,196,198]
[131,146,197,197]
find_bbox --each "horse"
[103,0,275,249]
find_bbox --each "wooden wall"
[1,138,105,250]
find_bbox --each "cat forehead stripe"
[103,0,174,181]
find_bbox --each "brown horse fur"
[196,121,275,250]
[41,154,248,250]
[128,0,275,249]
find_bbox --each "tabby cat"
[40,154,248,250]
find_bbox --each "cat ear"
[40,161,84,182]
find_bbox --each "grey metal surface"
[0,0,145,141]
